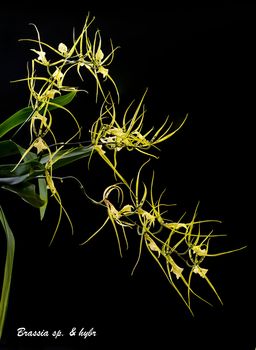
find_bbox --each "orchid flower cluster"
[81,160,244,314]
[10,14,119,241]
[90,91,188,185]
[0,13,246,338]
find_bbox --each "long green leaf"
[0,206,15,339]
[0,91,77,139]
[0,140,37,164]
[0,140,21,158]
[40,145,93,169]
[38,177,48,220]
[2,183,45,208]
[47,91,77,111]
[0,161,44,185]
[0,162,34,177]
[0,107,32,139]
[0,174,30,186]
[0,145,92,185]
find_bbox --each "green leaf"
[0,174,30,186]
[0,107,32,139]
[0,140,21,158]
[15,143,37,161]
[0,161,44,185]
[38,177,48,220]
[47,91,77,111]
[0,206,15,339]
[40,145,93,169]
[0,140,37,163]
[0,91,77,139]
[0,162,35,177]
[2,183,45,208]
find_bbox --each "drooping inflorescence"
[0,14,246,340]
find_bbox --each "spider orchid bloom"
[130,160,159,232]
[167,256,184,279]
[145,234,161,258]
[42,88,60,100]
[90,91,188,185]
[33,137,48,154]
[97,65,109,78]
[81,184,135,256]
[30,111,49,138]
[67,15,120,101]
[44,165,74,246]
[12,129,80,244]
[102,185,135,231]
[18,15,118,103]
[95,47,109,78]
[12,56,81,142]
[119,204,134,216]
[52,67,64,88]
[102,184,134,227]
[21,23,73,66]
[103,199,134,228]
[137,208,156,228]
[92,91,153,155]
[42,133,86,245]
[11,136,51,173]
[163,222,189,233]
[128,166,214,312]
[192,244,208,256]
[58,42,69,56]
[31,49,48,65]
[26,24,49,66]
[85,31,118,92]
[130,161,167,275]
[193,265,208,278]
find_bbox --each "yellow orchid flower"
[145,234,161,258]
[33,137,48,154]
[31,49,48,65]
[164,222,188,232]
[81,184,135,256]
[58,42,68,56]
[6,13,247,319]
[192,245,208,256]
[127,161,235,312]
[90,91,188,185]
[193,265,208,278]
[52,67,64,87]
[167,256,184,279]
[14,13,119,117]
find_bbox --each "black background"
[0,4,255,349]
